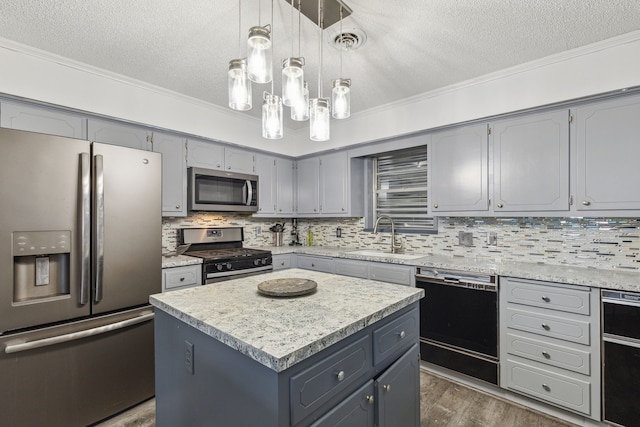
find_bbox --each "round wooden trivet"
[257,278,317,297]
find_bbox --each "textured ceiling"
[1,0,640,130]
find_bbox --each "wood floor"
[97,370,577,427]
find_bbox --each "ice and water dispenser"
[12,230,71,303]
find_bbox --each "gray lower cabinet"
[272,253,295,271]
[296,254,335,274]
[161,265,201,292]
[154,304,420,427]
[334,258,415,286]
[499,277,600,420]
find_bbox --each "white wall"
[1,31,640,157]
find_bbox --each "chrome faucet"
[373,215,403,253]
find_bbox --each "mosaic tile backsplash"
[163,215,640,271]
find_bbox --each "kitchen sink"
[345,250,427,260]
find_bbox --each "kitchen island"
[150,268,424,427]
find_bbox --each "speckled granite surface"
[268,246,640,292]
[150,268,423,372]
[161,254,202,268]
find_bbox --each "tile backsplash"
[163,215,640,270]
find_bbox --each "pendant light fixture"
[332,6,350,119]
[228,0,252,111]
[262,0,283,139]
[281,0,304,107]
[309,0,330,141]
[247,0,272,84]
[291,0,309,121]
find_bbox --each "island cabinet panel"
[290,335,372,425]
[372,309,419,365]
[154,303,420,427]
[309,381,375,427]
[375,343,421,427]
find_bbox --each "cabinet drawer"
[505,358,591,415]
[309,380,374,427]
[373,308,419,365]
[506,307,590,345]
[335,260,368,279]
[505,332,590,375]
[503,277,590,315]
[163,266,201,291]
[297,255,335,274]
[369,263,414,286]
[290,335,372,425]
[272,254,292,270]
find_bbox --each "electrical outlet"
[458,231,474,247]
[185,340,194,375]
[487,232,498,246]
[255,226,262,236]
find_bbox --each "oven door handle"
[603,333,640,348]
[416,276,497,291]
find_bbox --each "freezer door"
[91,142,161,314]
[0,306,155,426]
[0,128,91,333]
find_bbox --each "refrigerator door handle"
[94,154,105,303]
[80,152,91,305]
[4,311,154,354]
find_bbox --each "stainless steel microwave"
[187,167,258,212]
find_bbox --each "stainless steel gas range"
[180,227,272,284]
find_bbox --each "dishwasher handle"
[4,311,154,354]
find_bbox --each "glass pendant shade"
[310,98,330,141]
[262,92,283,139]
[247,25,272,84]
[228,59,252,111]
[331,78,351,119]
[291,81,309,121]
[282,57,305,107]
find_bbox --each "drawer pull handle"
[541,323,550,331]
[383,384,391,392]
[541,296,550,302]
[337,371,345,381]
[542,351,551,359]
[398,331,406,339]
[582,200,591,206]
[366,395,374,404]
[180,277,185,282]
[542,384,551,392]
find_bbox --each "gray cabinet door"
[492,110,569,212]
[320,152,349,215]
[88,118,151,150]
[375,343,420,427]
[575,95,640,211]
[1,102,87,139]
[255,154,277,215]
[153,132,187,217]
[225,146,255,174]
[430,124,488,213]
[310,380,375,427]
[297,157,320,214]
[186,139,224,169]
[276,157,295,215]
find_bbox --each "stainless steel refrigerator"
[0,127,161,426]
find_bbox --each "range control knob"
[261,258,268,265]
[226,263,232,270]
[216,263,223,271]
[253,258,261,266]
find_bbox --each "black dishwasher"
[416,268,499,385]
[602,289,640,427]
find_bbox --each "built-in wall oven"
[416,267,499,385]
[602,289,640,427]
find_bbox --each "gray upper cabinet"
[186,139,254,174]
[88,119,151,150]
[254,154,295,217]
[296,157,320,214]
[429,124,489,214]
[575,95,640,212]
[492,110,570,213]
[1,102,87,139]
[153,132,187,217]
[276,157,295,215]
[296,152,364,217]
[255,154,277,215]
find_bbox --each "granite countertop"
[266,246,640,293]
[149,268,424,372]
[161,254,202,268]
